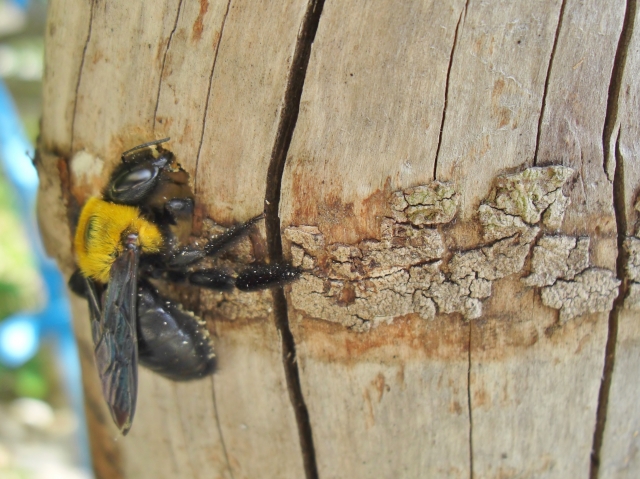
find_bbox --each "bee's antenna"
[122,137,171,157]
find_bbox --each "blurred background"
[0,0,93,478]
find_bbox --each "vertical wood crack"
[193,0,232,192]
[264,2,325,479]
[211,377,236,479]
[70,0,95,153]
[172,385,198,479]
[153,0,184,131]
[590,130,630,479]
[602,0,636,181]
[433,1,466,181]
[532,0,567,166]
[590,2,636,477]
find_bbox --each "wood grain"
[38,0,640,477]
[39,0,311,477]
[281,1,471,477]
[279,0,628,478]
[599,1,640,477]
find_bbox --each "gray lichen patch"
[624,237,640,309]
[358,221,444,278]
[625,283,640,310]
[201,288,274,322]
[426,228,539,320]
[290,270,432,332]
[283,225,325,254]
[480,166,574,240]
[522,236,590,287]
[622,196,640,309]
[284,166,619,329]
[286,220,538,323]
[450,228,539,282]
[390,181,458,226]
[411,263,487,320]
[285,219,447,328]
[624,237,640,282]
[478,204,530,241]
[427,279,483,320]
[540,268,621,322]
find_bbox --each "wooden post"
[37,0,640,478]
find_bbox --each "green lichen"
[487,166,574,225]
[391,181,458,226]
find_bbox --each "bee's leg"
[156,263,300,292]
[204,214,264,257]
[235,263,301,291]
[164,214,264,268]
[68,269,89,297]
[165,245,206,268]
[155,268,236,291]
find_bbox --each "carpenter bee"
[69,138,299,434]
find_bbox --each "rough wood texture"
[40,1,310,478]
[37,0,639,478]
[599,2,640,478]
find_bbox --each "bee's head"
[105,138,174,205]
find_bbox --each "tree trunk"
[37,0,640,478]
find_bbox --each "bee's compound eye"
[112,165,156,192]
[107,163,160,203]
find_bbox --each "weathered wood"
[280,1,627,479]
[39,1,310,478]
[463,0,624,477]
[599,2,640,477]
[37,0,640,478]
[280,1,473,477]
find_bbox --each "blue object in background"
[0,78,93,473]
[12,0,30,9]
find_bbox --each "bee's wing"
[82,276,102,346]
[94,246,140,435]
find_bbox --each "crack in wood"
[194,0,232,194]
[173,385,198,479]
[533,0,567,166]
[70,0,95,153]
[158,379,180,474]
[211,377,236,479]
[153,0,184,131]
[591,0,637,473]
[602,0,637,183]
[264,1,326,479]
[433,2,466,181]
[591,125,632,478]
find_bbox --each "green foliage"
[0,172,42,320]
[0,351,50,401]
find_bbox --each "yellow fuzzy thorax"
[74,197,163,283]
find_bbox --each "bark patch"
[286,166,620,330]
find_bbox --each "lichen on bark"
[522,235,590,287]
[540,269,621,322]
[284,166,620,329]
[390,181,458,226]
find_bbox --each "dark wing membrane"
[94,246,140,435]
[83,276,102,346]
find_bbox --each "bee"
[69,139,300,434]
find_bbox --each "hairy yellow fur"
[74,197,163,283]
